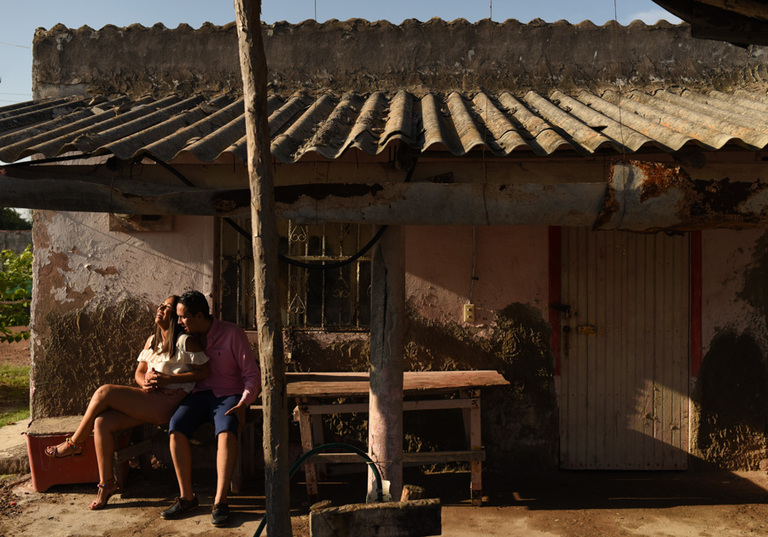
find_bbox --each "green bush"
[0,246,32,343]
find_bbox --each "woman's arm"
[135,361,152,390]
[135,335,155,389]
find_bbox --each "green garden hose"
[254,442,383,536]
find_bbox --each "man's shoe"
[211,503,230,526]
[161,494,198,519]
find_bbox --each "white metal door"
[559,228,689,470]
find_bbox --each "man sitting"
[160,290,261,527]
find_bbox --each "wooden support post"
[368,225,405,501]
[234,1,292,535]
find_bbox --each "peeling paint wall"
[31,210,215,419]
[695,229,768,468]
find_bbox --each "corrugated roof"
[1,87,767,165]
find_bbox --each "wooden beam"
[653,0,768,46]
[697,0,768,22]
[0,167,250,215]
[234,1,292,536]
[277,181,605,226]
[6,160,768,231]
[368,226,405,502]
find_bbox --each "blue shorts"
[168,390,241,439]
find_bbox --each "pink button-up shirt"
[192,318,261,406]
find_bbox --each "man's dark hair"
[178,290,212,319]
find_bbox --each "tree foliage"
[0,208,32,230]
[0,246,32,343]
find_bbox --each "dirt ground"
[4,332,768,536]
[1,328,30,368]
[2,467,768,536]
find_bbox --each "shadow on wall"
[284,302,559,470]
[693,330,768,469]
[405,302,559,471]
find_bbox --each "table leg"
[311,412,327,478]
[297,404,319,499]
[470,396,483,506]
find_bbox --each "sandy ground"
[4,331,768,536]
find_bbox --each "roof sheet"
[1,87,767,165]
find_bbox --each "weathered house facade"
[3,18,768,472]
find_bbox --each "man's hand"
[225,401,247,432]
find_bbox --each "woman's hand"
[136,361,155,391]
[144,367,167,390]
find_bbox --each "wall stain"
[693,331,768,469]
[738,230,768,326]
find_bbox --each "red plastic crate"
[27,431,100,492]
[26,416,138,492]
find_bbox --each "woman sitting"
[44,295,209,510]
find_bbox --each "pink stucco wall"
[405,225,550,327]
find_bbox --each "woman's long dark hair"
[153,295,181,355]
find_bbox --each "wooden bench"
[275,370,509,506]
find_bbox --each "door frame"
[548,226,702,467]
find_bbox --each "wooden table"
[279,370,509,506]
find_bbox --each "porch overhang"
[3,84,768,232]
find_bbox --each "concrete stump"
[310,498,441,537]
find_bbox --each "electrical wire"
[613,0,627,161]
[469,225,478,304]
[146,153,418,271]
[0,41,31,49]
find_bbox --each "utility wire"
[0,41,31,49]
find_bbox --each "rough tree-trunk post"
[234,1,292,535]
[368,225,405,501]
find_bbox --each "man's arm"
[234,327,261,406]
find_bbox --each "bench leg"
[112,425,153,486]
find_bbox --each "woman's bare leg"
[93,410,144,484]
[47,385,162,457]
[69,385,159,445]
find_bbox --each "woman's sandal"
[89,479,121,510]
[44,436,84,458]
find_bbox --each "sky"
[0,0,680,106]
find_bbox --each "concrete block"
[310,498,441,537]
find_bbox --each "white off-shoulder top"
[137,333,209,393]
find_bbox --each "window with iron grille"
[218,217,371,330]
